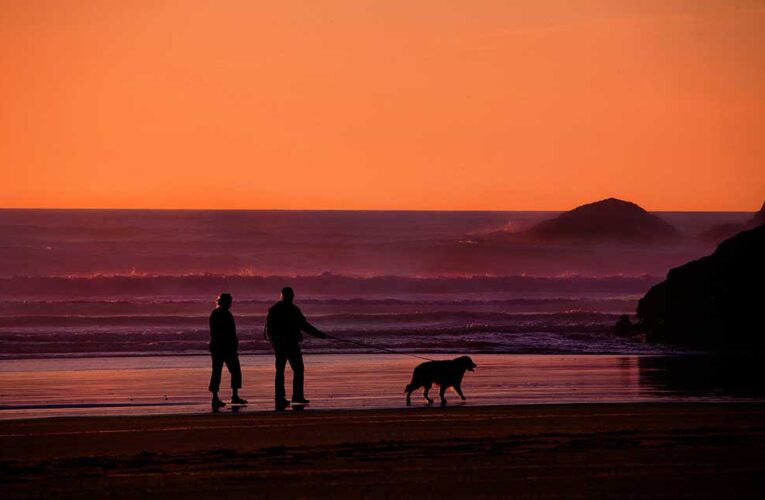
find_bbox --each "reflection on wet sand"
[0,354,763,420]
[639,355,765,398]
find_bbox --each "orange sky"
[1,0,763,211]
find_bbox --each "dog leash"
[323,334,436,362]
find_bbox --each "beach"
[3,354,764,498]
[2,402,764,498]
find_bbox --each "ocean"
[0,209,749,359]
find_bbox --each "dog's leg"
[423,385,433,405]
[454,385,466,401]
[406,390,412,406]
[439,386,447,406]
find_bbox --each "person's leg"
[209,354,225,408]
[225,353,245,403]
[274,348,288,402]
[287,344,305,402]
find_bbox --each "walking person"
[208,293,247,411]
[265,287,327,410]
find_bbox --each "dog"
[405,356,476,406]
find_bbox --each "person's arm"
[264,310,273,341]
[299,309,326,338]
[208,311,217,351]
[228,311,238,350]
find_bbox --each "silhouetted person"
[209,293,247,410]
[265,287,326,410]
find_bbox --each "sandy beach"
[1,402,764,498]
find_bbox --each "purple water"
[0,210,750,358]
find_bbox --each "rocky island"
[525,198,678,243]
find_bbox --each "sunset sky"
[2,0,763,211]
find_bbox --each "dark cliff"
[637,223,765,349]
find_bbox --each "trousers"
[273,343,304,401]
[208,351,242,393]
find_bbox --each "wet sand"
[3,354,764,420]
[1,403,764,498]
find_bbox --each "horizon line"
[0,206,756,213]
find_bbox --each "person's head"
[217,293,233,310]
[280,287,295,303]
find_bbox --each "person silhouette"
[265,287,327,410]
[208,293,247,410]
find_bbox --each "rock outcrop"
[636,223,765,349]
[751,200,765,227]
[699,199,765,243]
[526,198,678,243]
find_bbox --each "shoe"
[291,397,310,405]
[275,398,290,411]
[231,397,248,405]
[212,399,226,411]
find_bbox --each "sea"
[0,209,759,418]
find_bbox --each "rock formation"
[526,198,678,243]
[636,223,765,349]
[699,198,765,243]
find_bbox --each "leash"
[264,324,436,362]
[323,334,436,362]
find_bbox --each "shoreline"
[4,398,765,422]
[2,402,764,498]
[3,353,763,421]
[2,398,765,421]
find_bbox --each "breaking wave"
[1,273,658,299]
